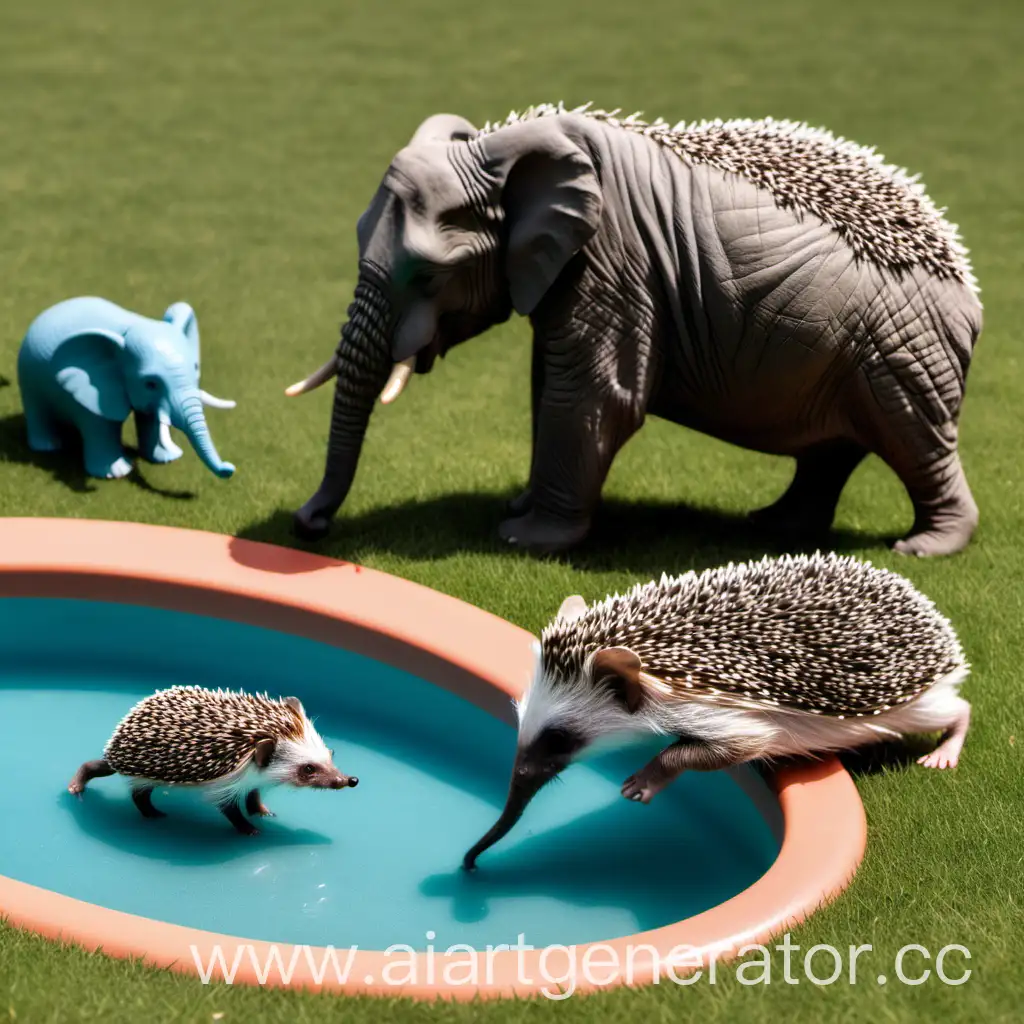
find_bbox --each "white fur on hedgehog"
[516,552,969,761]
[103,686,332,805]
[476,102,978,296]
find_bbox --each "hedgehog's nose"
[348,776,359,788]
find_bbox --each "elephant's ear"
[55,330,130,422]
[487,119,603,317]
[163,302,199,366]
[408,113,479,146]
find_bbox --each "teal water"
[0,597,780,950]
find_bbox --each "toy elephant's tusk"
[285,357,338,397]
[157,421,177,452]
[199,390,236,410]
[379,357,416,405]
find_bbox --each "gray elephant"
[17,296,235,480]
[288,103,982,557]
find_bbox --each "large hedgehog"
[68,687,358,835]
[464,552,970,869]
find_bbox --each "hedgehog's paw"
[917,733,966,770]
[621,773,667,804]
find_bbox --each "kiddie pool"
[0,518,866,1000]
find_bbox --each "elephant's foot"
[26,425,63,453]
[87,455,134,480]
[893,492,978,558]
[506,487,533,516]
[498,511,591,554]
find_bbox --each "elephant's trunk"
[293,276,393,540]
[462,756,556,871]
[172,389,235,479]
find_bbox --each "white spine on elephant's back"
[478,102,979,296]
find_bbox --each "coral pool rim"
[0,517,866,1001]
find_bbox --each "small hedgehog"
[463,552,970,869]
[68,686,359,835]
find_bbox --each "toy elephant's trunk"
[293,276,393,540]
[172,390,235,479]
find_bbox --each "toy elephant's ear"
[485,119,603,317]
[163,302,199,365]
[408,113,479,145]
[54,330,131,422]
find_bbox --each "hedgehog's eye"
[301,763,317,776]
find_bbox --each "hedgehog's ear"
[592,647,645,714]
[253,737,276,768]
[556,595,587,624]
[283,696,304,716]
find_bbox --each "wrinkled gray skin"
[290,112,982,557]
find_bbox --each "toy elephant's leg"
[877,418,978,557]
[22,393,64,452]
[749,439,867,538]
[507,334,545,517]
[74,414,133,479]
[134,410,183,463]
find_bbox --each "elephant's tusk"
[157,421,181,455]
[199,389,236,410]
[285,357,338,397]
[379,357,416,405]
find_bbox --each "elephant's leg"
[134,410,183,464]
[749,440,867,537]
[22,395,63,453]
[499,388,640,554]
[75,414,132,479]
[507,334,545,517]
[877,419,978,557]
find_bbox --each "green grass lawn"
[1,0,1022,1020]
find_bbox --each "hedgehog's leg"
[749,440,867,538]
[918,698,971,770]
[621,738,750,804]
[245,788,275,818]
[67,758,115,795]
[131,785,167,819]
[220,799,260,836]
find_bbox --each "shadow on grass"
[235,491,896,579]
[0,413,195,500]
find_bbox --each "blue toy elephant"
[17,297,236,480]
